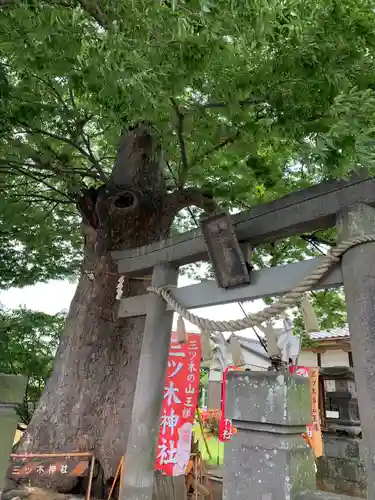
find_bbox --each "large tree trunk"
[6,125,213,498]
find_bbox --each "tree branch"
[0,149,101,181]
[40,143,102,180]
[91,124,111,139]
[0,0,71,8]
[190,131,240,169]
[81,133,108,182]
[68,86,77,110]
[16,121,89,157]
[32,74,72,115]
[186,96,265,113]
[170,98,189,189]
[4,163,75,201]
[203,97,263,109]
[10,193,72,204]
[44,201,60,220]
[302,233,334,247]
[16,121,106,175]
[0,0,109,28]
[77,0,108,28]
[165,187,217,220]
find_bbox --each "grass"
[193,423,224,466]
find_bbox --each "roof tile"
[309,325,350,340]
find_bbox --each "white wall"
[210,347,350,372]
[207,349,269,381]
[298,349,350,368]
[209,368,222,382]
[242,350,269,371]
[321,350,349,367]
[298,351,318,367]
[207,356,222,381]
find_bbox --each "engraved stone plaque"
[201,213,251,289]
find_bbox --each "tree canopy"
[0,307,64,423]
[2,0,375,195]
[1,0,374,323]
[0,175,81,288]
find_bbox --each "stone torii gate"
[113,176,375,500]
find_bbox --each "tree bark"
[6,125,213,498]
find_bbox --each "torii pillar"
[337,203,375,500]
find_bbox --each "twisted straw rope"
[147,235,375,332]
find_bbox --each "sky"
[0,273,271,338]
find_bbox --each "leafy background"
[2,0,373,417]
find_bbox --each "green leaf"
[0,306,64,423]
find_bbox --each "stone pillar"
[337,203,375,500]
[223,371,316,500]
[0,374,27,493]
[119,263,179,500]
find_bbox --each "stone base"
[297,491,359,500]
[223,372,316,500]
[316,458,366,498]
[1,487,100,500]
[322,435,362,461]
[315,434,366,498]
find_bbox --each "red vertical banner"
[218,417,234,442]
[218,366,238,442]
[155,333,201,476]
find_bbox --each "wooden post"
[337,203,375,500]
[85,455,95,500]
[119,263,179,500]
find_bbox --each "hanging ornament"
[301,296,320,333]
[277,315,301,364]
[228,334,245,367]
[176,315,188,344]
[200,330,213,361]
[258,322,281,358]
[218,366,236,443]
[116,276,124,300]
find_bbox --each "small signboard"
[290,366,323,457]
[9,454,91,478]
[201,212,251,289]
[8,452,95,499]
